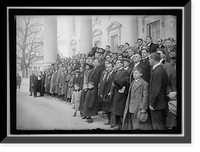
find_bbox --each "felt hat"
[96,48,105,54]
[137,110,148,122]
[74,70,80,74]
[85,62,94,69]
[150,52,161,61]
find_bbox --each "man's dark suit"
[149,64,168,130]
[130,61,151,84]
[148,43,159,54]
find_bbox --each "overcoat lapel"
[132,79,143,92]
[106,71,115,83]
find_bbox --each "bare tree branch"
[16,16,44,73]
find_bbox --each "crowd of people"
[28,36,177,130]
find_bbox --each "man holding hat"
[148,52,168,130]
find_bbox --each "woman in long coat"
[122,75,152,130]
[61,67,67,99]
[45,70,52,94]
[64,66,72,101]
[67,73,74,102]
[80,63,93,116]
[50,69,55,95]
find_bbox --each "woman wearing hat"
[80,62,94,118]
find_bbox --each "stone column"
[127,16,138,44]
[80,16,92,54]
[43,16,57,69]
[121,16,138,45]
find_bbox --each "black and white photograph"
[4,3,192,144]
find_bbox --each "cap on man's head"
[96,48,105,54]
[122,58,130,63]
[74,70,80,74]
[88,52,93,57]
[150,52,161,62]
[84,62,94,69]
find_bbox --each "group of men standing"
[26,36,177,130]
[29,71,46,97]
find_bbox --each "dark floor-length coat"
[45,74,51,93]
[55,69,62,94]
[58,71,64,96]
[99,70,116,111]
[97,70,108,110]
[30,73,38,95]
[64,71,72,99]
[40,73,46,94]
[88,65,104,90]
[29,74,34,93]
[83,88,98,117]
[61,72,67,95]
[122,78,152,130]
[107,68,129,116]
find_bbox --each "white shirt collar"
[153,62,161,70]
[135,78,140,82]
[142,56,148,60]
[148,43,151,46]
[134,62,140,68]
[160,59,164,64]
[124,66,129,70]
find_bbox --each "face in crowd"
[93,59,100,67]
[133,53,141,63]
[133,69,142,80]
[141,49,148,59]
[145,36,152,45]
[115,60,123,69]
[107,63,113,73]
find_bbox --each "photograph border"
[3,2,191,143]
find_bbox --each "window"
[147,20,160,42]
[110,34,118,51]
[106,21,122,51]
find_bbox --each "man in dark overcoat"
[101,62,116,125]
[29,71,34,96]
[130,53,151,83]
[88,58,104,91]
[148,52,168,130]
[107,59,129,130]
[30,71,38,97]
[40,71,46,96]
[145,36,159,54]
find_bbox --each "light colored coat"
[71,90,82,111]
[122,78,152,130]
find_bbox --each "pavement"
[16,78,111,130]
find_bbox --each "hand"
[149,105,155,111]
[140,109,146,113]
[168,91,177,99]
